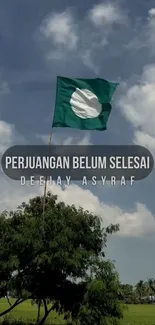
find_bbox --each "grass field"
[0,299,155,324]
[121,304,155,325]
[0,299,65,324]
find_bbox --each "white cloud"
[0,74,10,95]
[39,4,126,71]
[0,119,27,157]
[0,176,41,212]
[119,64,155,155]
[46,49,67,61]
[41,185,155,237]
[49,184,155,237]
[78,134,91,145]
[0,119,152,237]
[0,121,15,155]
[0,121,155,236]
[37,133,92,145]
[0,118,153,239]
[125,37,146,51]
[0,120,153,237]
[125,8,155,55]
[0,177,155,238]
[148,8,155,18]
[146,8,155,55]
[0,81,10,94]
[134,131,155,153]
[89,2,126,26]
[40,11,78,50]
[80,50,99,75]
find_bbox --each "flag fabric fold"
[52,76,118,131]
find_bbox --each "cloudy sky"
[0,0,155,284]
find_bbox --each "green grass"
[0,299,65,324]
[121,304,155,325]
[0,299,155,324]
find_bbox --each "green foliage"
[76,261,124,325]
[0,192,121,325]
[119,279,155,305]
[0,300,155,325]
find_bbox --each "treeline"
[0,192,124,325]
[119,280,155,304]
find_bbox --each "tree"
[0,212,30,317]
[135,280,145,303]
[119,284,135,304]
[0,192,121,324]
[147,278,155,300]
[75,260,124,325]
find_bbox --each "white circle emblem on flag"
[70,88,102,119]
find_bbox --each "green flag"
[52,76,118,131]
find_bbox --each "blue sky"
[0,0,155,284]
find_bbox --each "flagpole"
[42,130,53,217]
